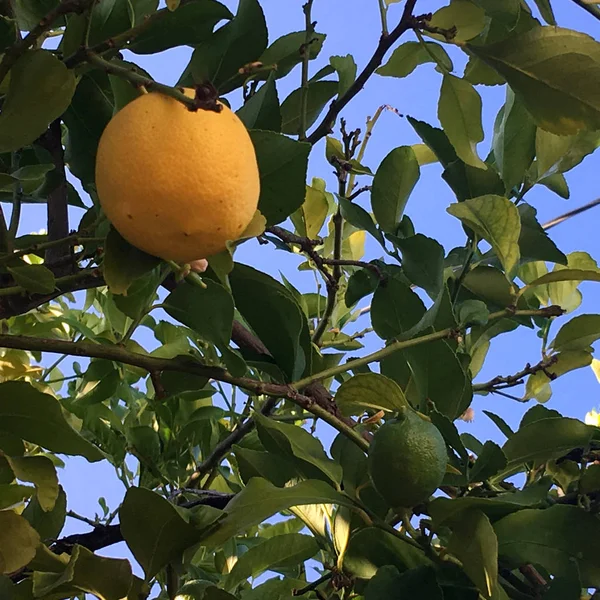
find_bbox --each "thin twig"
[473,356,559,393]
[321,258,384,278]
[570,0,600,21]
[67,510,98,528]
[299,0,316,140]
[541,196,600,231]
[347,185,372,201]
[377,0,389,36]
[306,0,419,144]
[293,573,333,596]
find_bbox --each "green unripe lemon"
[368,408,447,509]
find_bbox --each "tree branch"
[305,0,419,144]
[570,0,600,22]
[472,356,559,393]
[38,120,72,276]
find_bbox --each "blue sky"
[23,0,600,585]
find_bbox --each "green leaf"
[338,197,384,246]
[335,373,409,417]
[491,88,536,193]
[552,314,600,352]
[120,487,208,578]
[0,50,76,153]
[280,81,339,135]
[230,263,307,380]
[344,527,431,579]
[371,146,420,234]
[447,195,521,280]
[201,478,352,548]
[63,70,115,187]
[6,456,58,512]
[129,0,232,54]
[467,27,600,135]
[524,350,592,402]
[502,417,597,470]
[7,264,55,294]
[293,182,329,239]
[469,442,507,483]
[535,128,600,180]
[518,203,566,265]
[22,485,66,540]
[539,173,570,198]
[224,533,319,591]
[253,412,343,485]
[0,511,39,574]
[103,228,161,296]
[0,484,34,510]
[428,0,487,42]
[164,279,234,350]
[250,130,311,226]
[365,565,443,600]
[377,41,453,78]
[408,116,458,168]
[259,31,326,80]
[330,54,357,96]
[371,277,426,340]
[494,505,600,586]
[186,0,267,93]
[234,447,300,487]
[447,509,498,599]
[438,75,486,169]
[0,381,103,462]
[390,234,444,298]
[236,74,281,132]
[430,410,468,465]
[457,299,490,327]
[530,0,556,25]
[112,268,162,320]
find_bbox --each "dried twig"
[473,356,559,393]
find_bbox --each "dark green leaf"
[344,527,431,580]
[233,446,300,487]
[0,16,18,52]
[530,0,556,25]
[338,197,384,246]
[371,278,426,340]
[467,27,600,135]
[250,130,310,226]
[0,484,34,510]
[335,373,409,417]
[102,227,161,296]
[0,381,103,462]
[447,509,498,599]
[0,50,76,153]
[224,534,319,590]
[130,0,232,54]
[469,441,507,482]
[164,279,234,350]
[201,478,351,548]
[483,410,514,439]
[253,412,342,485]
[280,81,339,136]
[539,173,570,199]
[365,565,443,600]
[112,268,162,320]
[494,504,600,586]
[186,0,267,93]
[22,485,66,540]
[390,234,444,298]
[442,160,505,202]
[408,117,458,168]
[330,54,357,96]
[371,146,420,234]
[377,41,452,78]
[457,299,489,327]
[236,74,281,132]
[502,417,597,470]
[120,487,210,578]
[230,263,306,380]
[7,264,55,294]
[259,31,326,80]
[518,203,567,265]
[430,410,468,465]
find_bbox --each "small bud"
[459,407,475,423]
[189,258,208,273]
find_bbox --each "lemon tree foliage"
[2,0,600,598]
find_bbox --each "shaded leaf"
[365,565,443,600]
[377,41,452,78]
[0,50,76,153]
[7,456,58,512]
[280,81,339,135]
[236,74,281,132]
[552,314,600,352]
[22,485,66,540]
[518,204,567,265]
[0,381,103,462]
[250,130,311,226]
[0,510,40,574]
[429,0,487,42]
[330,54,357,96]
[469,442,507,483]
[7,264,55,294]
[259,31,326,80]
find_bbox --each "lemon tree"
[1,1,600,599]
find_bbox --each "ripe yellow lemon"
[368,408,447,509]
[95,89,260,262]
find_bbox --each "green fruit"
[368,409,447,509]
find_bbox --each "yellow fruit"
[95,89,260,262]
[368,408,447,509]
